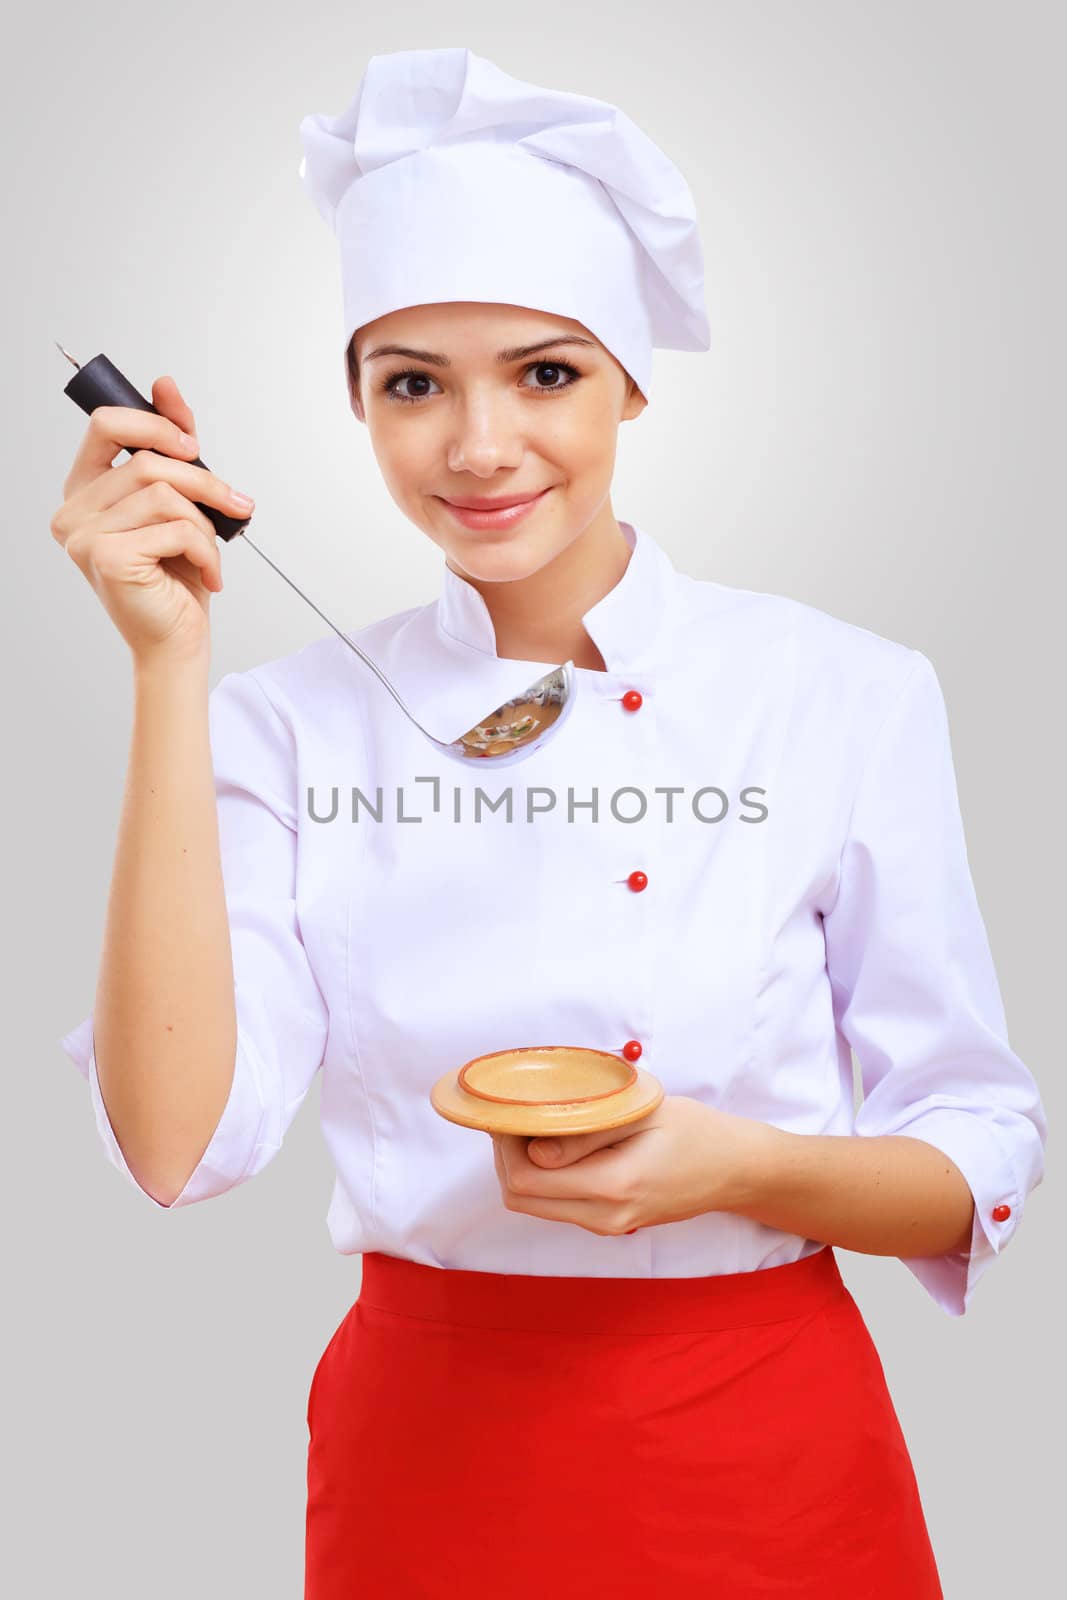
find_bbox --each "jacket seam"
[821,648,927,920]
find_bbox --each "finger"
[492,1136,632,1233]
[527,1136,570,1165]
[69,519,223,593]
[501,1188,619,1232]
[112,479,218,544]
[62,479,217,552]
[499,1133,628,1200]
[65,402,201,498]
[527,1128,630,1166]
[66,449,251,525]
[497,1133,548,1184]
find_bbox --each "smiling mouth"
[435,488,555,530]
[442,490,549,510]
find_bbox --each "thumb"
[527,1134,591,1165]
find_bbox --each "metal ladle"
[56,345,579,767]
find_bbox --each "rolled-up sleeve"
[821,649,1047,1317]
[58,669,329,1209]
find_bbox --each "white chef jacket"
[59,520,1047,1317]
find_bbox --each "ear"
[622,377,647,423]
[347,368,366,425]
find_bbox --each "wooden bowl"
[431,1044,664,1135]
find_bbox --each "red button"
[622,1039,643,1062]
[622,690,643,712]
[627,870,648,892]
[992,1204,1012,1222]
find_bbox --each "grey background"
[6,1,1062,1593]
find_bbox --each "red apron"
[305,1244,943,1598]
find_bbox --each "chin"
[445,527,567,584]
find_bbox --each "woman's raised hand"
[50,374,254,666]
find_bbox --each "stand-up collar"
[340,520,680,747]
[435,519,677,678]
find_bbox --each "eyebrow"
[361,334,598,367]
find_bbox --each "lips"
[438,486,553,532]
[442,491,547,510]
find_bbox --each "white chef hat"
[297,46,710,416]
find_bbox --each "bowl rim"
[457,1044,638,1107]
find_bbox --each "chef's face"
[350,302,646,583]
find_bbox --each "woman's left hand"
[490,1095,776,1236]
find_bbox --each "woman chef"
[56,46,1047,1600]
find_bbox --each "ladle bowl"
[318,630,579,767]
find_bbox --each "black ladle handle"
[62,353,249,542]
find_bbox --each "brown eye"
[381,370,441,404]
[380,358,582,406]
[520,361,581,393]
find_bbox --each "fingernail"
[179,431,198,450]
[230,489,255,508]
[539,1140,563,1159]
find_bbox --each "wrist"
[133,648,211,692]
[717,1111,794,1216]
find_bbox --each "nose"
[446,390,525,477]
